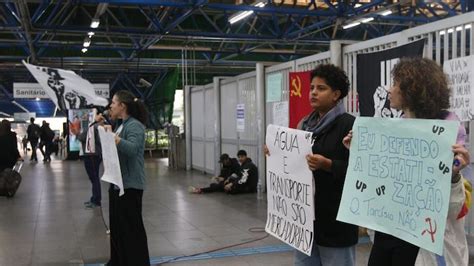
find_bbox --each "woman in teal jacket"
[106,90,150,266]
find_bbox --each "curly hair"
[392,58,450,119]
[310,64,350,100]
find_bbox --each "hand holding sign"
[337,117,459,255]
[306,154,331,171]
[343,130,353,150]
[451,144,470,178]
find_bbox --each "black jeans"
[368,231,420,266]
[201,182,225,193]
[44,141,52,160]
[39,140,45,157]
[108,187,150,266]
[83,156,102,205]
[30,140,38,161]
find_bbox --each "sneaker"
[85,202,101,209]
[188,186,201,194]
[83,201,91,206]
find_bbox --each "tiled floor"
[0,155,374,265]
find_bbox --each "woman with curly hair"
[292,64,358,266]
[364,57,471,266]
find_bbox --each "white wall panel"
[221,143,238,158]
[190,89,204,138]
[265,63,293,127]
[205,142,215,172]
[204,87,215,140]
[238,77,257,141]
[191,141,204,170]
[220,81,238,140]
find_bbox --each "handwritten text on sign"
[265,125,314,255]
[444,55,474,122]
[337,117,458,255]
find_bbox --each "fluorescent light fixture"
[11,100,29,113]
[343,22,361,30]
[466,24,472,29]
[230,11,253,24]
[447,28,454,33]
[229,1,265,24]
[361,17,374,23]
[0,112,11,117]
[354,3,362,8]
[88,32,95,37]
[81,48,88,53]
[440,30,446,35]
[83,38,91,47]
[35,97,40,101]
[90,19,100,28]
[380,10,392,16]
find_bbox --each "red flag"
[289,71,312,129]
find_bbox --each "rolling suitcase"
[0,162,23,198]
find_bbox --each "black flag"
[357,40,425,117]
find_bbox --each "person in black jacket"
[224,150,258,194]
[0,120,21,172]
[38,120,47,160]
[41,123,55,163]
[293,64,357,266]
[189,153,240,194]
[26,117,40,162]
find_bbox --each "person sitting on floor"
[224,150,258,194]
[189,153,240,194]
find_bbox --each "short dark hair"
[30,117,35,123]
[392,57,449,119]
[237,150,247,157]
[310,64,350,100]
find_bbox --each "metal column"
[256,62,266,192]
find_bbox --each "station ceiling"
[0,0,472,118]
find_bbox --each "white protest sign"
[444,55,474,121]
[265,124,314,255]
[98,126,124,196]
[337,117,458,255]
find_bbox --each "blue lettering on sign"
[367,155,422,182]
[392,182,443,213]
[364,197,394,221]
[358,127,376,151]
